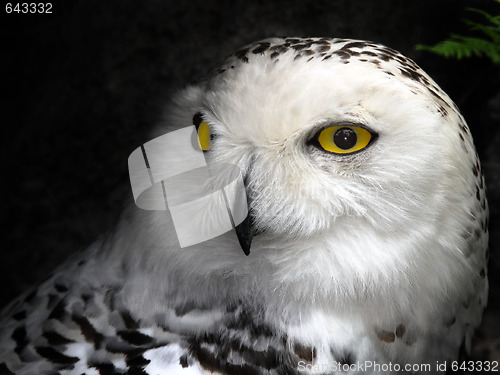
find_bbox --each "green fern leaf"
[416,0,500,64]
[463,19,500,43]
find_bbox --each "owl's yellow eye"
[193,113,212,151]
[315,125,375,154]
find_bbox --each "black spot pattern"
[43,331,75,346]
[35,346,79,365]
[208,37,460,122]
[72,314,104,349]
[188,333,298,375]
[48,299,66,321]
[117,330,154,346]
[179,354,189,368]
[1,274,164,374]
[11,326,28,357]
[293,342,316,362]
[54,284,68,293]
[11,310,26,321]
[89,362,116,375]
[252,42,271,54]
[126,354,151,368]
[120,310,140,329]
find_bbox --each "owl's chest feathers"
[119,223,466,327]
[107,214,474,368]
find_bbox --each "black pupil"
[334,128,357,150]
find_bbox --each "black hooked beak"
[235,212,253,256]
[234,174,253,256]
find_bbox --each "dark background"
[1,0,499,360]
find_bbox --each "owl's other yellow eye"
[193,113,212,151]
[315,125,375,154]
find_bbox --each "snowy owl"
[0,37,489,374]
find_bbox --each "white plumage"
[0,37,489,374]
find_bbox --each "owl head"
[159,37,475,253]
[131,37,488,314]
